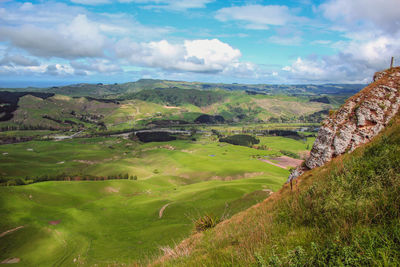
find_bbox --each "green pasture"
[0,134,310,265]
[0,175,284,265]
[258,136,315,153]
[0,136,295,180]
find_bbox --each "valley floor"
[0,132,312,266]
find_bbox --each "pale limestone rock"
[333,124,356,155]
[287,68,400,182]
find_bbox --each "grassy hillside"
[124,88,229,107]
[155,112,400,266]
[0,94,118,131]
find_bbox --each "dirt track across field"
[0,226,24,238]
[1,258,20,264]
[159,203,171,218]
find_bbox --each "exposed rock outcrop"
[288,67,400,182]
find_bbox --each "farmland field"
[0,131,310,265]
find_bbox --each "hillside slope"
[153,72,400,266]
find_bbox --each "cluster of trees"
[219,134,260,147]
[135,131,177,142]
[146,120,189,126]
[309,96,331,104]
[0,124,58,131]
[0,173,138,186]
[194,114,225,124]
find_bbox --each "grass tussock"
[154,112,400,267]
[194,214,221,233]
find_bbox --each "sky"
[0,0,400,87]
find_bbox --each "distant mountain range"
[0,79,366,98]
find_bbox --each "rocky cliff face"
[288,67,400,182]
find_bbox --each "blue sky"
[0,0,399,87]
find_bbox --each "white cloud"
[0,62,74,77]
[0,14,106,58]
[215,5,304,30]
[0,2,172,60]
[282,33,400,83]
[283,57,328,78]
[45,64,74,76]
[342,36,400,68]
[0,54,39,67]
[116,38,243,73]
[320,0,400,34]
[281,0,400,83]
[70,59,122,74]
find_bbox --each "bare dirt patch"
[48,220,61,225]
[105,187,119,193]
[260,156,303,169]
[298,150,310,160]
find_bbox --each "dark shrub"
[194,114,225,124]
[136,131,177,142]
[219,134,260,147]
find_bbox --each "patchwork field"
[0,133,311,265]
[0,131,314,179]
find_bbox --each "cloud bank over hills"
[0,0,399,86]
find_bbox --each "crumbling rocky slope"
[289,67,400,181]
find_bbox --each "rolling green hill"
[0,88,337,133]
[124,88,229,107]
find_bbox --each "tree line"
[0,173,138,186]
